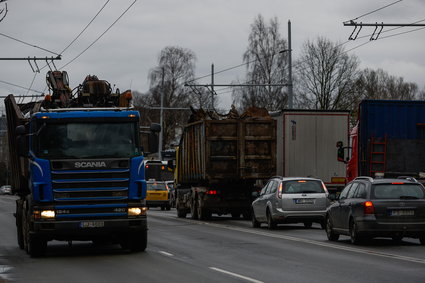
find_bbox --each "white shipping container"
[273,110,349,188]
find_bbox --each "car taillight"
[364,201,375,214]
[277,183,283,198]
[207,190,217,195]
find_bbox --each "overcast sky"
[1,0,424,112]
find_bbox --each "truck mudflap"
[32,217,147,241]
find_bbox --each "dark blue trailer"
[344,100,425,181]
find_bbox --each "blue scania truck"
[5,72,159,257]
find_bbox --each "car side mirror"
[252,191,259,198]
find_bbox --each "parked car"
[146,180,171,210]
[0,185,12,195]
[251,177,329,229]
[325,176,425,245]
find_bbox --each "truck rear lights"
[364,201,375,214]
[207,190,217,195]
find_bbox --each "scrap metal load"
[174,106,276,220]
[44,70,132,108]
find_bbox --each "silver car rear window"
[283,180,324,194]
[372,184,425,199]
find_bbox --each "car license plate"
[80,221,105,228]
[390,210,414,216]
[295,199,314,204]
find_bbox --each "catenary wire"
[0,32,60,56]
[349,0,403,21]
[60,0,137,69]
[59,0,110,55]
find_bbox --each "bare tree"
[354,68,418,102]
[232,15,288,111]
[134,46,201,149]
[0,0,8,23]
[295,37,359,110]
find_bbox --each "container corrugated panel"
[359,100,425,140]
[359,100,425,176]
[179,118,276,183]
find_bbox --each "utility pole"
[158,68,164,160]
[211,64,214,109]
[287,20,293,109]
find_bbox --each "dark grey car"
[326,176,425,244]
[251,177,329,229]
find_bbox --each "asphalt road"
[1,196,425,283]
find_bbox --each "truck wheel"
[190,199,199,220]
[176,202,187,218]
[121,230,147,252]
[197,199,210,220]
[27,235,47,258]
[16,203,24,249]
[23,203,47,257]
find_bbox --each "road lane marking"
[209,267,264,283]
[149,212,425,265]
[159,251,174,257]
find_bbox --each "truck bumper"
[32,216,147,241]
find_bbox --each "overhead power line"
[60,0,137,69]
[348,0,403,21]
[0,79,44,94]
[59,0,111,55]
[0,32,60,56]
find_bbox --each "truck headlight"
[128,207,147,216]
[40,210,55,219]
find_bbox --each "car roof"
[354,176,421,185]
[271,176,323,182]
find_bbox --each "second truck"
[173,107,276,220]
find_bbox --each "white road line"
[209,267,264,283]
[150,212,425,265]
[159,251,174,257]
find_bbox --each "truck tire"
[121,230,147,252]
[16,202,24,249]
[197,198,211,220]
[190,198,199,220]
[176,201,187,218]
[24,208,47,257]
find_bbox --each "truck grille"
[51,169,130,202]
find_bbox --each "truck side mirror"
[336,141,346,163]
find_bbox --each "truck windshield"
[35,122,140,159]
